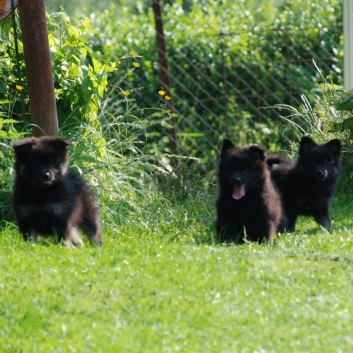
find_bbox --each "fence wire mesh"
[125,16,343,165]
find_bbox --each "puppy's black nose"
[233,177,242,184]
[316,168,324,175]
[42,172,51,181]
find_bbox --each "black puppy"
[215,138,284,243]
[267,136,342,232]
[12,137,103,246]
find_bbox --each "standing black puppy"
[12,137,103,246]
[215,138,284,243]
[267,136,342,232]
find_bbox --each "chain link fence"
[124,16,343,166]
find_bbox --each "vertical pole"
[220,31,229,133]
[152,0,179,161]
[344,0,353,91]
[18,0,58,136]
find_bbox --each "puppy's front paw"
[64,229,84,247]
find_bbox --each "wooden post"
[18,0,58,136]
[152,0,178,160]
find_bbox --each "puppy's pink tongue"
[232,185,245,200]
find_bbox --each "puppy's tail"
[266,155,289,168]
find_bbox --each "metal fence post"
[152,0,179,163]
[220,31,229,133]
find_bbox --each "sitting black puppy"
[12,137,103,246]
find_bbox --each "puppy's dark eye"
[42,156,53,163]
[244,168,251,174]
[324,160,332,167]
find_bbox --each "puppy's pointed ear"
[221,138,235,158]
[249,145,265,161]
[12,139,35,157]
[52,138,71,150]
[326,139,341,156]
[299,136,317,155]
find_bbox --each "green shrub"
[0,12,184,230]
[83,0,343,168]
[0,1,344,168]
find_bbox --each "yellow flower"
[130,50,137,56]
[81,18,91,28]
[16,85,24,91]
[165,95,172,101]
[132,62,140,68]
[122,91,131,96]
[158,90,166,96]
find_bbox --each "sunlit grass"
[1,188,353,352]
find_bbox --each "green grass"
[1,190,353,352]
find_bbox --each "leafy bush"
[0,12,183,229]
[0,1,344,169]
[86,0,343,166]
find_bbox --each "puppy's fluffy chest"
[15,202,69,219]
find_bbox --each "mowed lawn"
[1,194,353,352]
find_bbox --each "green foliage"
[0,0,345,169]
[0,119,27,222]
[0,18,27,122]
[329,89,353,142]
[335,93,353,111]
[0,118,23,139]
[44,0,113,15]
[0,141,14,222]
[0,9,199,231]
[152,160,215,204]
[86,0,343,165]
[278,82,353,151]
[0,12,117,144]
[47,13,118,128]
